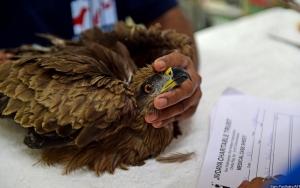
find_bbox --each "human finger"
[152,103,198,128]
[145,87,201,127]
[152,52,200,110]
[153,73,200,110]
[153,51,194,72]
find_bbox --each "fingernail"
[156,98,167,109]
[155,60,166,70]
[146,113,157,122]
[152,121,162,128]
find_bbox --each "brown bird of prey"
[0,22,195,175]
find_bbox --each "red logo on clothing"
[101,0,114,9]
[71,0,117,35]
[73,7,89,27]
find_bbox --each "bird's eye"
[144,84,154,94]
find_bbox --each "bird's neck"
[131,114,174,156]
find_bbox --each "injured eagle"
[0,22,195,175]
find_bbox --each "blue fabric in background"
[267,162,300,187]
[0,0,177,48]
[280,163,300,184]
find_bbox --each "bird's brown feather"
[0,21,195,174]
[113,22,194,67]
[0,40,136,146]
[156,152,195,163]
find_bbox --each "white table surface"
[0,7,300,188]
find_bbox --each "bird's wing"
[0,38,137,147]
[113,22,195,68]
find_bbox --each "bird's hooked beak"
[160,67,191,93]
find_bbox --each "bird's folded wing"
[0,38,137,147]
[113,22,195,67]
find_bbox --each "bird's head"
[130,64,191,116]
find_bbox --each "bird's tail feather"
[155,152,194,163]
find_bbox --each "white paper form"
[198,93,300,188]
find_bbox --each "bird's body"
[0,22,194,175]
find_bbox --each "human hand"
[238,177,268,188]
[144,52,202,128]
[238,175,285,188]
[0,50,13,64]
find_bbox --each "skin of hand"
[238,177,269,188]
[144,52,202,128]
[145,6,201,127]
[0,50,13,64]
[238,175,286,188]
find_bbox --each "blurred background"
[178,0,299,31]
